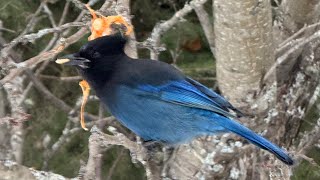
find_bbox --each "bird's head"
[56,23,128,70]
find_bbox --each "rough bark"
[0,89,11,161]
[282,0,320,30]
[117,0,138,59]
[0,22,25,163]
[0,160,72,180]
[214,0,275,107]
[275,0,320,85]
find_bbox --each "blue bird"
[56,33,293,165]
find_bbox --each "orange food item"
[86,4,133,40]
[79,80,91,131]
[79,5,133,130]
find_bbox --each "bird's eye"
[92,51,101,59]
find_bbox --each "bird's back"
[110,57,186,87]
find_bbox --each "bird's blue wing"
[136,79,294,165]
[186,77,244,117]
[137,78,239,118]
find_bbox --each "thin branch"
[94,103,105,180]
[0,2,44,61]
[25,4,62,102]
[274,0,281,7]
[0,27,88,86]
[41,3,61,53]
[46,125,81,166]
[0,160,73,180]
[116,0,138,58]
[24,70,101,123]
[19,61,51,105]
[147,0,208,60]
[106,149,125,180]
[58,1,71,26]
[85,126,149,179]
[1,22,84,49]
[263,30,320,82]
[39,75,82,82]
[0,0,111,86]
[0,27,16,34]
[298,118,320,153]
[69,0,89,11]
[43,3,57,28]
[277,21,320,54]
[25,70,73,111]
[192,1,215,55]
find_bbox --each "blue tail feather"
[211,114,294,165]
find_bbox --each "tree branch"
[0,160,73,180]
[147,0,208,60]
[192,1,215,55]
[0,27,88,86]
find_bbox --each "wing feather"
[137,79,241,118]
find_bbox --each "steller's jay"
[56,33,293,165]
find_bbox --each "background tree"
[0,0,319,179]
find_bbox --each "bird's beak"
[55,54,90,69]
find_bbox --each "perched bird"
[56,32,294,165]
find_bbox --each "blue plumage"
[61,34,294,165]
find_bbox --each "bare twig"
[0,27,16,34]
[0,22,26,164]
[25,70,73,111]
[147,0,208,60]
[192,1,215,55]
[274,0,281,7]
[0,110,31,126]
[277,21,320,54]
[39,75,82,82]
[106,148,125,180]
[2,22,84,49]
[116,0,138,58]
[298,118,320,155]
[85,126,149,179]
[43,110,113,168]
[0,160,73,180]
[0,27,88,86]
[22,3,62,101]
[264,30,320,82]
[43,3,57,28]
[0,2,44,61]
[62,0,100,36]
[59,1,71,26]
[41,3,61,53]
[94,103,105,180]
[24,70,102,123]
[43,119,81,169]
[19,61,51,105]
[69,0,89,11]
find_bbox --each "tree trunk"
[214,0,275,107]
